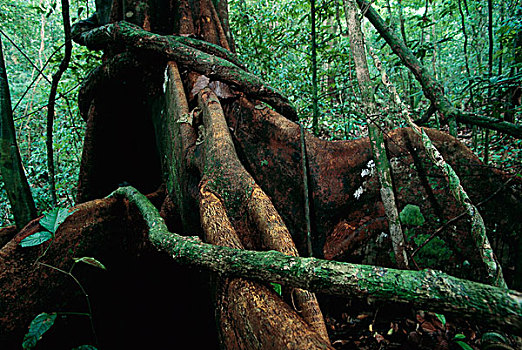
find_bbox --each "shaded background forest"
[0,0,521,226]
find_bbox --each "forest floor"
[320,295,515,350]
[313,125,521,350]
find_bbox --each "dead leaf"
[209,81,235,99]
[420,321,437,334]
[190,75,210,96]
[357,313,370,320]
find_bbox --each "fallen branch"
[111,186,522,334]
[369,48,506,288]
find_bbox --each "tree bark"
[73,21,297,121]
[311,0,319,134]
[2,0,522,348]
[115,185,522,333]
[0,37,37,229]
[46,0,72,206]
[343,0,408,269]
[356,0,522,139]
[369,48,506,288]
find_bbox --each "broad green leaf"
[40,208,76,234]
[39,208,61,233]
[455,341,473,350]
[454,334,466,340]
[22,313,57,349]
[73,257,107,270]
[20,231,53,247]
[72,345,98,350]
[434,313,446,326]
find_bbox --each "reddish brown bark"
[0,194,222,348]
[2,0,521,348]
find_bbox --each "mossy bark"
[344,0,408,269]
[356,0,522,139]
[112,186,522,334]
[3,0,516,347]
[73,21,297,120]
[0,37,37,229]
[369,48,506,288]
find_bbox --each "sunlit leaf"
[20,231,53,247]
[40,208,76,234]
[434,313,446,326]
[270,282,282,295]
[73,257,107,270]
[22,313,57,349]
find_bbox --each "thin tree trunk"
[355,0,522,139]
[46,0,72,206]
[484,0,494,165]
[0,37,37,229]
[398,0,415,109]
[457,0,478,149]
[343,0,408,269]
[311,0,319,134]
[369,48,506,288]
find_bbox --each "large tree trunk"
[1,0,522,348]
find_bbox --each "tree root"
[196,87,330,343]
[73,21,297,120]
[112,186,522,334]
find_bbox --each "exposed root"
[73,21,297,120]
[197,88,330,341]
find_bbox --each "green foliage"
[270,282,282,295]
[229,0,521,171]
[434,313,446,326]
[22,312,57,349]
[72,346,98,350]
[399,204,425,226]
[229,0,366,138]
[1,0,519,230]
[0,0,99,227]
[20,231,53,247]
[39,207,75,234]
[73,256,107,270]
[454,340,473,350]
[24,255,106,349]
[481,332,508,344]
[19,207,74,247]
[412,234,453,268]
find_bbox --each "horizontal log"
[111,186,522,335]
